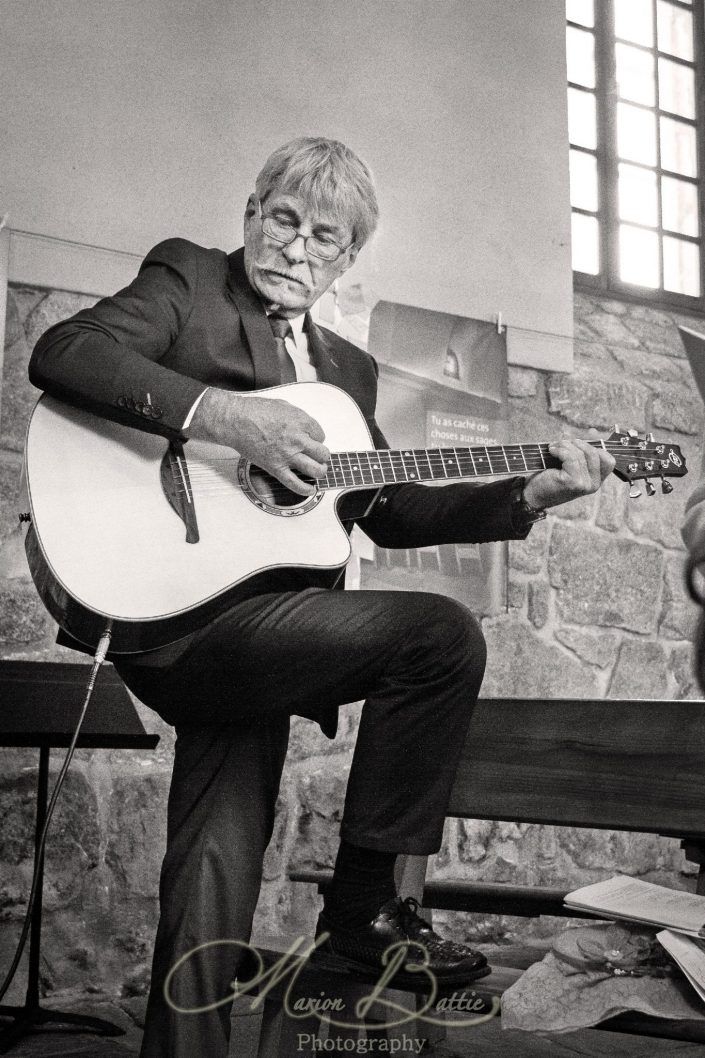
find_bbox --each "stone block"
[0,454,23,543]
[0,582,50,643]
[508,519,548,574]
[457,818,494,865]
[287,707,359,761]
[607,639,670,699]
[554,627,620,668]
[23,290,98,351]
[262,795,289,882]
[595,473,627,531]
[652,384,703,435]
[507,575,526,612]
[573,338,613,363]
[0,766,99,911]
[573,308,642,349]
[528,581,549,628]
[289,764,349,872]
[548,523,662,633]
[625,472,690,548]
[481,616,599,698]
[0,329,35,452]
[105,769,170,898]
[550,492,596,521]
[546,365,648,431]
[609,345,692,387]
[660,553,700,640]
[3,290,23,348]
[620,303,689,355]
[670,642,700,700]
[558,827,683,875]
[507,367,540,398]
[8,286,47,332]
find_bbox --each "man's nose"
[281,234,308,265]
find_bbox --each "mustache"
[263,267,308,286]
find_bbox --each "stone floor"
[2,994,705,1057]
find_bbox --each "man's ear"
[341,244,360,273]
[243,193,257,228]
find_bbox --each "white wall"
[2,0,572,368]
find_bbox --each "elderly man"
[29,137,614,1058]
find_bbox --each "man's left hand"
[522,429,616,510]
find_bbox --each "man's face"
[243,191,359,316]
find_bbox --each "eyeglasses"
[257,201,353,262]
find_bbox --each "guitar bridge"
[160,442,200,543]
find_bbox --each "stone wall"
[0,283,703,1001]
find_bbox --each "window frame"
[568,0,705,313]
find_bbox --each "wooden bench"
[290,696,705,1045]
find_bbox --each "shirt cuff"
[182,388,209,430]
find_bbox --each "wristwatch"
[509,480,547,532]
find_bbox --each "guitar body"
[24,383,374,654]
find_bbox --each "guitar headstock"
[607,428,687,496]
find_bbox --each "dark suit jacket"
[29,239,528,731]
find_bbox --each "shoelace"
[395,896,437,938]
[394,896,482,960]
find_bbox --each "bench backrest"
[449,698,705,838]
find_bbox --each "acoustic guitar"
[21,383,688,654]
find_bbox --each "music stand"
[0,660,159,1053]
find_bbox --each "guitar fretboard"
[317,442,579,490]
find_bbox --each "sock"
[322,840,398,928]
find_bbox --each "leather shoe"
[314,896,490,988]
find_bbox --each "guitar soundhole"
[239,461,322,517]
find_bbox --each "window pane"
[661,176,700,235]
[617,103,657,165]
[663,236,701,295]
[566,0,594,27]
[572,212,600,273]
[568,87,597,149]
[567,25,596,88]
[657,1,694,61]
[658,57,696,118]
[615,0,654,46]
[570,150,599,210]
[660,115,698,176]
[615,42,656,105]
[620,225,660,287]
[619,163,658,226]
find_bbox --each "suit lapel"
[226,248,281,389]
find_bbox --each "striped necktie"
[269,315,297,384]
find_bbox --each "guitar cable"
[0,624,113,1004]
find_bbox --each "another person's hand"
[523,429,616,510]
[189,388,329,496]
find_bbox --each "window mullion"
[598,0,620,287]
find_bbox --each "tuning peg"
[628,428,639,437]
[629,482,642,499]
[645,479,656,497]
[646,433,655,443]
[661,478,673,495]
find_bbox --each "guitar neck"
[319,441,592,490]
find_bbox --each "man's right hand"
[188,388,330,496]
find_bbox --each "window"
[567,0,705,308]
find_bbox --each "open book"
[564,876,705,938]
[658,930,705,1002]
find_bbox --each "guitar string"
[169,456,681,502]
[179,441,677,480]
